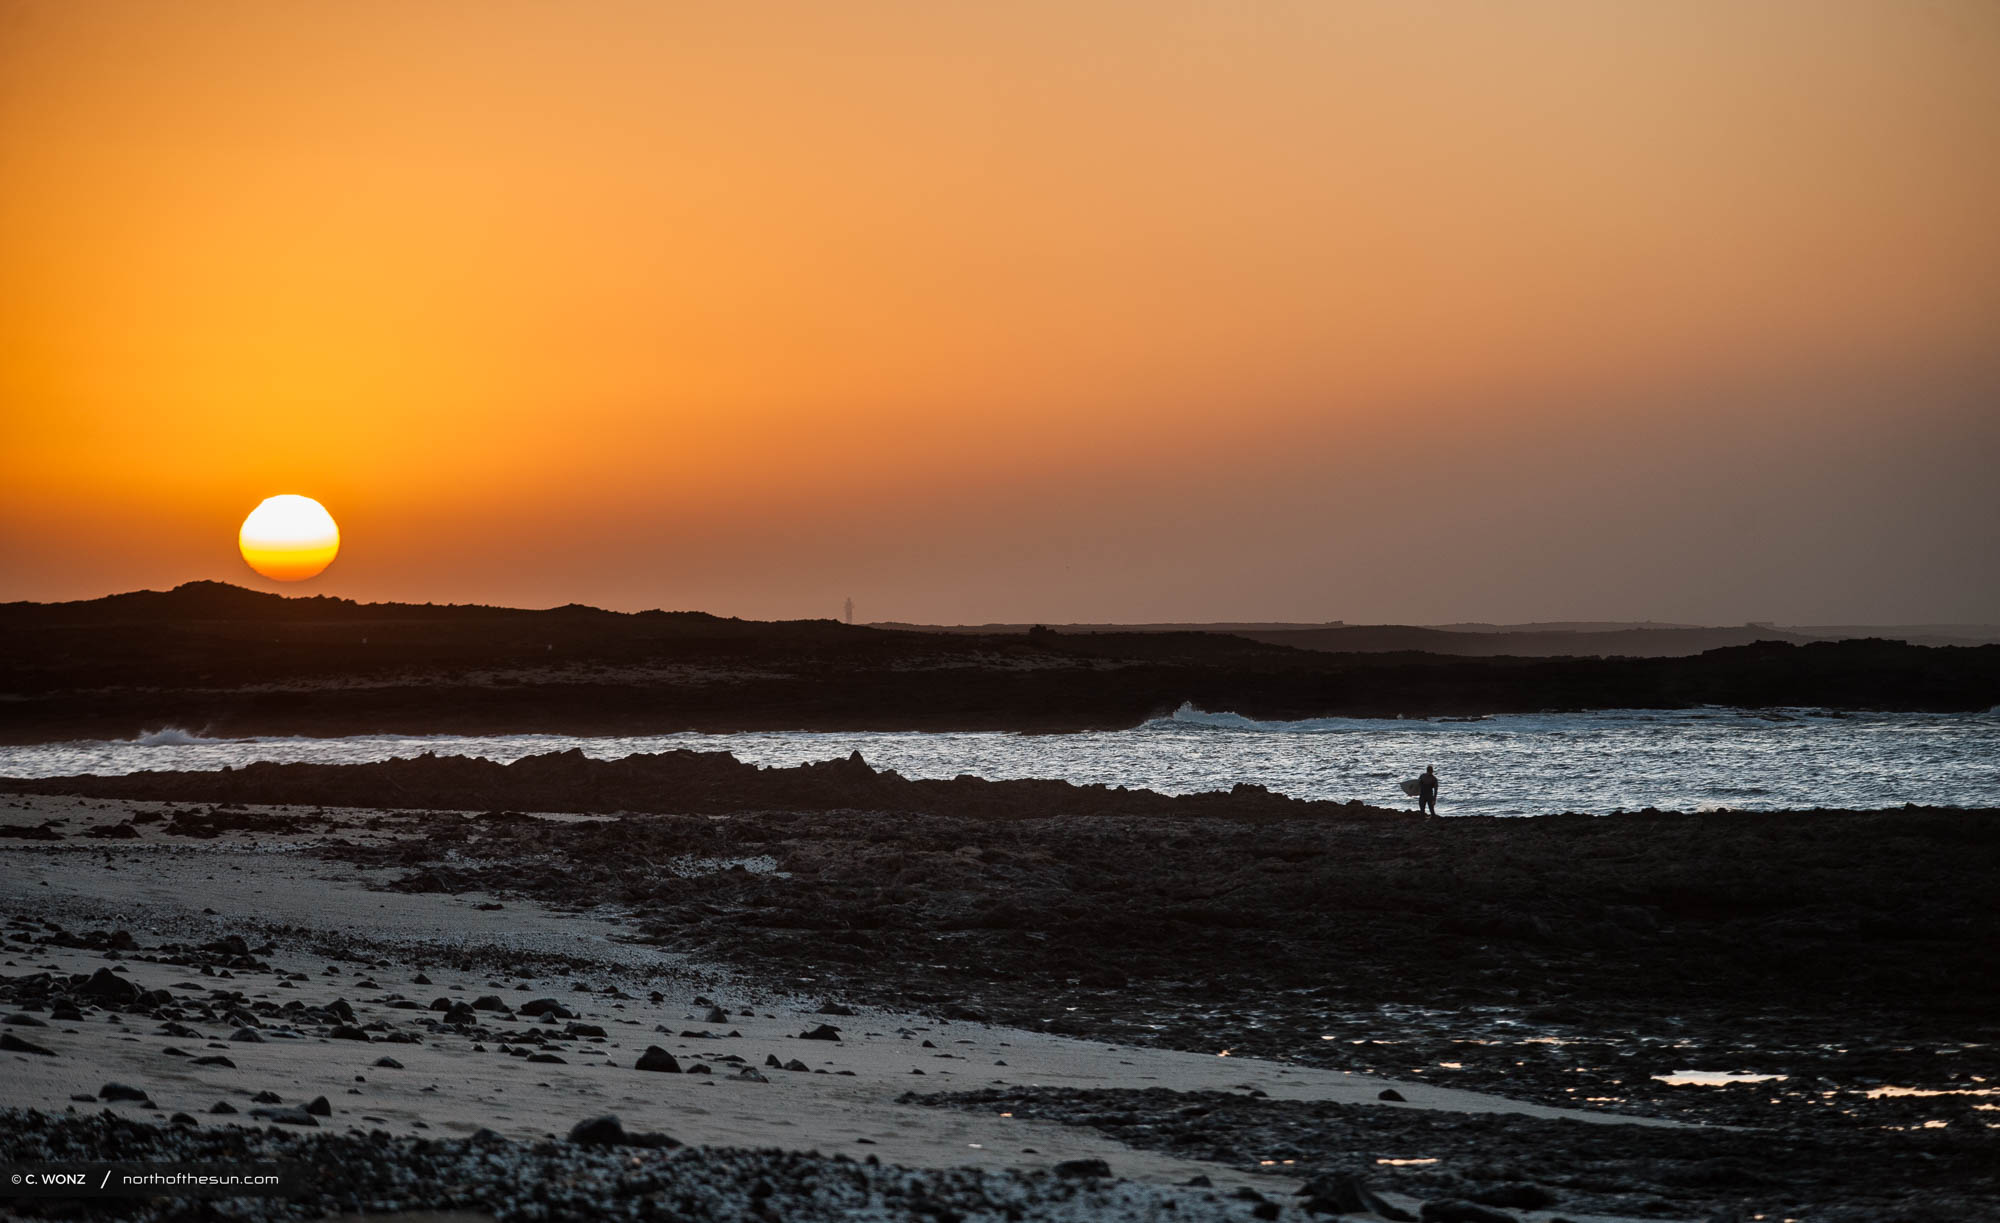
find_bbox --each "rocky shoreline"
[6,1106,1278,1222]
[2,757,1996,1221]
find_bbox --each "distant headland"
[1,581,1995,744]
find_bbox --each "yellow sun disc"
[239,494,340,581]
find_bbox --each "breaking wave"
[1146,703,1390,733]
[131,726,223,747]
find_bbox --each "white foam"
[131,726,222,747]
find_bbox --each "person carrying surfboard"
[1418,766,1439,816]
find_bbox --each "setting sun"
[238,494,340,581]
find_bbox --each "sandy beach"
[4,774,1994,1222]
[4,793,1690,1223]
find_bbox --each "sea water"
[3,705,1996,817]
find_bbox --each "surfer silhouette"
[1418,765,1439,816]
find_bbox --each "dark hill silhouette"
[0,582,1994,743]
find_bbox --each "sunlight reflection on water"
[2,704,1995,817]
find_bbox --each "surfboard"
[1400,777,1423,796]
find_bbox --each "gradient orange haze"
[4,1,1997,623]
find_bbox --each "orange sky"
[3,1,1997,623]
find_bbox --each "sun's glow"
[238,495,340,581]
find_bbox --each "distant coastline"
[871,619,2000,655]
[1,581,1996,744]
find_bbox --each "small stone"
[1055,1158,1111,1179]
[634,1046,681,1073]
[0,1032,55,1056]
[249,1106,317,1127]
[305,1095,332,1116]
[568,1114,623,1145]
[373,1056,404,1068]
[798,1024,841,1042]
[98,1082,150,1102]
[79,967,141,1004]
[1299,1173,1414,1221]
[1419,1203,1519,1223]
[567,1114,681,1149]
[210,1101,237,1114]
[1378,1088,1407,1102]
[1470,1186,1556,1211]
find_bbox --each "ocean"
[3,704,1995,816]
